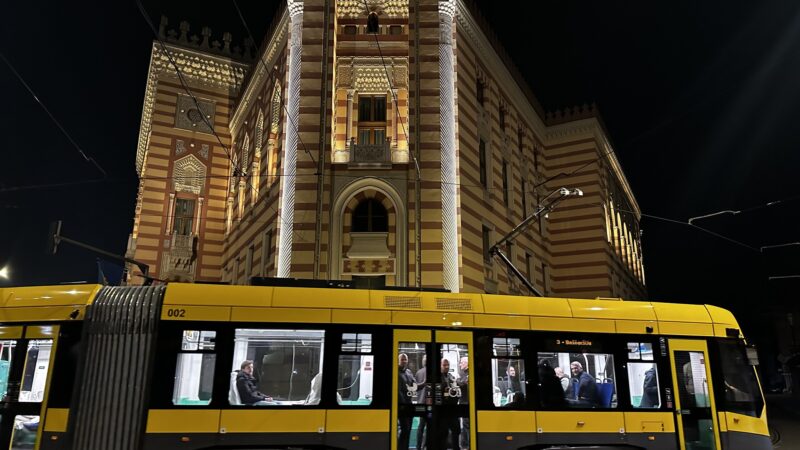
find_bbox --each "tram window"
[716,340,764,417]
[0,340,17,399]
[173,354,216,405]
[10,415,39,449]
[231,329,325,406]
[491,358,526,407]
[490,337,524,407]
[342,333,372,353]
[628,363,660,408]
[19,340,53,403]
[182,330,216,351]
[439,343,468,405]
[338,333,374,405]
[173,330,216,406]
[627,342,654,361]
[398,342,428,405]
[537,351,617,409]
[337,355,374,405]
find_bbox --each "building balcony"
[160,232,197,281]
[349,138,392,168]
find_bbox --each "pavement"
[766,393,800,449]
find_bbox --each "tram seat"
[229,371,242,405]
[597,380,614,408]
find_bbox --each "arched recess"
[330,177,407,286]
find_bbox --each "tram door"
[669,339,721,450]
[393,329,475,450]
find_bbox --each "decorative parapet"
[160,233,198,281]
[136,31,250,175]
[544,103,599,126]
[336,0,409,18]
[336,57,408,90]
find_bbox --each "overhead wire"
[0,51,107,178]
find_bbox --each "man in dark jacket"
[236,360,272,405]
[398,353,415,450]
[566,361,597,407]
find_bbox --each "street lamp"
[0,265,9,280]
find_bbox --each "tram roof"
[163,283,742,338]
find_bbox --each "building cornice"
[454,0,547,141]
[229,9,290,139]
[545,118,641,218]
[136,42,250,175]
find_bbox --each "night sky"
[2,1,799,339]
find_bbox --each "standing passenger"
[398,353,415,450]
[415,354,428,450]
[458,356,470,450]
[437,358,461,450]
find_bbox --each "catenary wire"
[0,51,107,178]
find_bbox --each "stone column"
[439,0,459,293]
[346,89,354,148]
[277,0,303,278]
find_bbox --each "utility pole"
[47,221,153,284]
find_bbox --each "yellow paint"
[0,284,101,308]
[474,314,529,330]
[704,305,740,329]
[569,298,656,321]
[44,408,69,432]
[623,411,674,433]
[477,411,536,432]
[230,307,331,323]
[0,306,86,323]
[717,412,728,432]
[160,305,231,322]
[530,317,615,333]
[0,326,23,339]
[26,325,58,339]
[435,330,471,342]
[220,409,325,433]
[668,339,722,450]
[391,311,474,327]
[482,294,572,317]
[146,410,220,433]
[326,410,389,432]
[273,287,370,309]
[536,411,624,433]
[652,302,711,323]
[164,283,273,307]
[331,309,392,325]
[615,320,658,334]
[658,322,714,337]
[35,329,59,450]
[723,412,769,436]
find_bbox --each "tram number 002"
[166,308,187,318]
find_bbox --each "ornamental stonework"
[173,154,207,194]
[337,0,408,18]
[175,95,216,134]
[337,58,408,90]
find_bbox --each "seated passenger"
[502,365,523,400]
[236,360,272,405]
[565,361,597,407]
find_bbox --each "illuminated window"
[173,330,216,406]
[338,333,374,405]
[490,337,525,408]
[230,329,325,406]
[537,346,618,409]
[19,340,53,403]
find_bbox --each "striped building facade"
[128,0,646,300]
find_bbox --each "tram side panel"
[142,318,393,450]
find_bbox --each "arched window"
[367,12,379,33]
[352,198,388,232]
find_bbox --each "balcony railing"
[349,138,391,168]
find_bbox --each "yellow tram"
[1,282,769,450]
